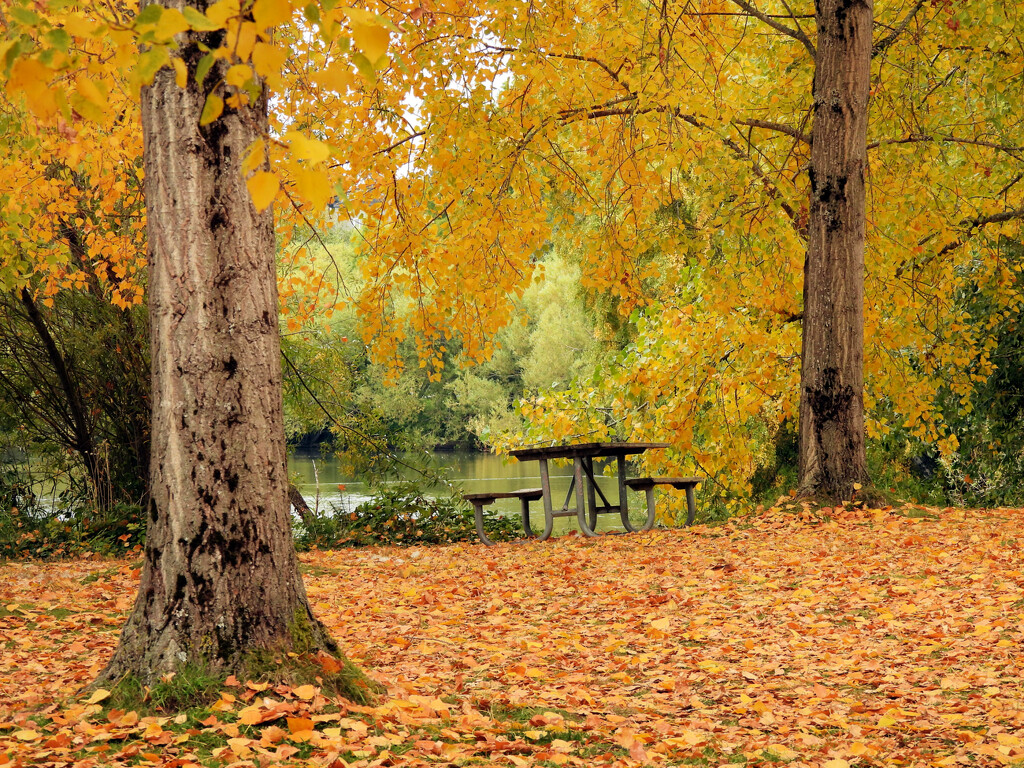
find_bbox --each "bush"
[0,462,144,559]
[294,482,520,548]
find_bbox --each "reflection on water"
[288,450,650,535]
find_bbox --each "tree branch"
[557,97,804,233]
[896,206,1024,277]
[872,0,927,57]
[727,0,816,59]
[372,130,425,157]
[868,134,1024,157]
[735,118,812,145]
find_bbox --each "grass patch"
[80,565,123,584]
[484,703,583,724]
[240,645,382,706]
[105,663,225,713]
[298,563,343,578]
[899,508,941,521]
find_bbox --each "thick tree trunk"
[98,0,353,690]
[797,0,873,500]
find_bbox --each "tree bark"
[288,483,319,530]
[98,0,353,690]
[797,0,873,500]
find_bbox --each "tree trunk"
[98,0,365,695]
[797,0,873,500]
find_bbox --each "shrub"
[294,482,519,548]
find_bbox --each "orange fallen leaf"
[287,716,315,735]
[292,684,317,700]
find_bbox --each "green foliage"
[0,497,144,560]
[0,437,144,560]
[282,241,613,461]
[293,482,519,548]
[0,285,150,512]
[931,241,1024,507]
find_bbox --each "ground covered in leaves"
[2,505,1024,768]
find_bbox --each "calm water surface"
[288,450,650,535]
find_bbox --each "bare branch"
[868,134,1024,158]
[726,0,816,59]
[873,0,927,57]
[735,118,812,145]
[372,131,425,157]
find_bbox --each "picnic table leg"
[575,458,598,537]
[617,455,637,533]
[641,486,657,531]
[472,502,495,546]
[685,485,697,526]
[538,459,555,541]
[585,457,598,530]
[520,496,536,538]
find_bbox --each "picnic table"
[512,441,667,540]
[464,441,703,544]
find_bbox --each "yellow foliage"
[247,171,280,211]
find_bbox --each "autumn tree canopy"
[298,0,1021,504]
[5,1,1021,502]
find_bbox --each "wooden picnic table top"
[509,441,669,462]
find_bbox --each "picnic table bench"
[624,476,701,527]
[464,488,543,546]
[464,442,702,545]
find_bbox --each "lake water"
[288,450,652,535]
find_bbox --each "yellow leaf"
[63,13,103,37]
[86,688,111,705]
[200,93,224,126]
[227,737,253,757]
[284,131,332,165]
[136,46,170,87]
[292,684,317,700]
[312,62,354,93]
[222,21,258,60]
[155,8,190,41]
[171,58,188,88]
[822,761,850,768]
[242,139,266,174]
[238,705,263,725]
[7,56,51,95]
[5,57,59,118]
[252,42,287,81]
[650,617,671,631]
[247,170,279,211]
[764,744,799,760]
[224,64,251,88]
[344,7,391,62]
[293,167,332,210]
[252,0,292,30]
[13,730,41,741]
[76,75,107,110]
[206,0,240,28]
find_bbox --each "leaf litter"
[2,504,1024,767]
